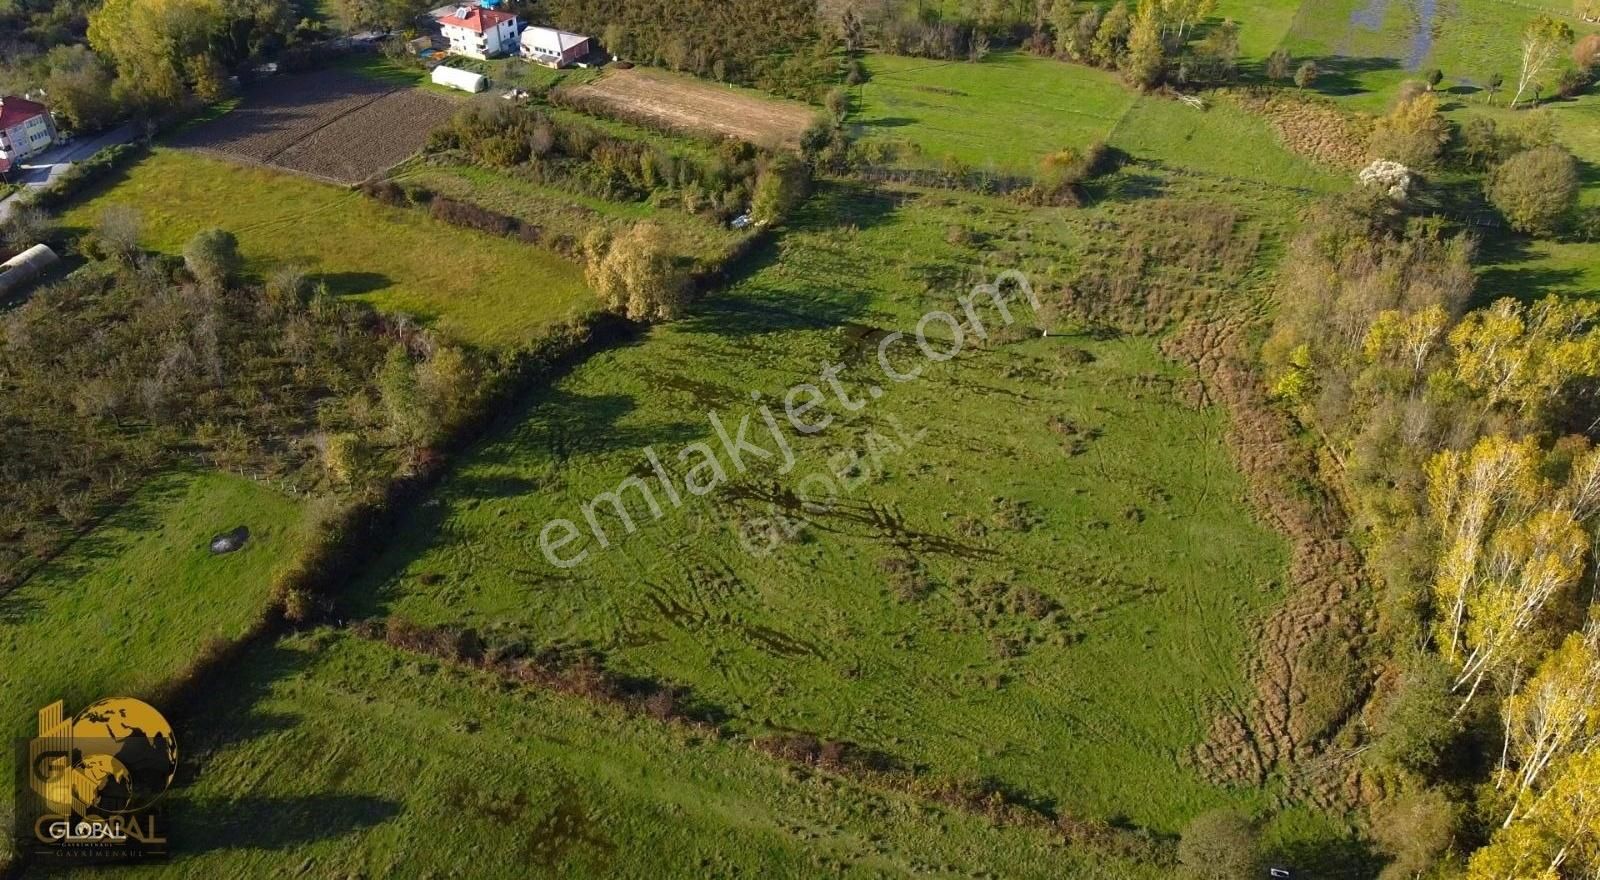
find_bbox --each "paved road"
[0,124,137,223]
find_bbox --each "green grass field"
[1107,93,1346,191]
[60,150,594,347]
[853,52,1137,174]
[853,50,1345,191]
[0,471,308,864]
[66,630,1164,878]
[339,179,1295,836]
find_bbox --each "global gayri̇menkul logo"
[17,697,177,863]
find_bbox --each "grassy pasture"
[71,630,1164,878]
[60,150,593,348]
[0,471,308,864]
[854,50,1345,189]
[853,52,1136,174]
[1279,0,1599,112]
[1107,93,1347,191]
[345,179,1294,835]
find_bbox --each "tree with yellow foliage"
[1448,297,1600,426]
[1426,436,1591,708]
[88,0,224,112]
[1499,621,1600,824]
[1369,92,1452,167]
[1469,747,1600,879]
[1363,304,1451,379]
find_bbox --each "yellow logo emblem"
[23,698,176,859]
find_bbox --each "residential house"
[437,6,519,60]
[520,26,591,68]
[0,96,57,175]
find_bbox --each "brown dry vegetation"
[1163,316,1376,811]
[1225,88,1373,170]
[557,67,817,148]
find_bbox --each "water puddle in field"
[1404,0,1439,71]
[1348,0,1390,32]
[1344,0,1443,71]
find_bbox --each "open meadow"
[0,471,309,865]
[333,176,1309,839]
[60,150,593,347]
[14,1,1600,875]
[853,50,1345,192]
[56,630,1168,879]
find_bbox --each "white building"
[0,96,57,176]
[436,6,519,60]
[431,65,488,93]
[519,26,591,68]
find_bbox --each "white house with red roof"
[0,96,57,174]
[436,5,519,60]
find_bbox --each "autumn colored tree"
[1368,92,1452,167]
[182,228,241,289]
[1266,48,1293,81]
[1575,33,1600,72]
[1363,304,1450,379]
[1090,1,1132,67]
[584,222,691,322]
[750,154,811,226]
[1294,59,1319,89]
[1122,0,1166,89]
[88,0,223,112]
[1447,296,1600,422]
[1498,622,1600,825]
[1427,435,1597,708]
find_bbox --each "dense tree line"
[0,0,327,133]
[1264,181,1600,876]
[428,103,803,222]
[545,0,837,99]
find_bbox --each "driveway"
[0,124,137,223]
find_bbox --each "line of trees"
[428,103,781,222]
[546,0,837,99]
[1264,184,1600,876]
[1,0,328,133]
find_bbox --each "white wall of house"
[519,27,590,67]
[440,14,518,60]
[0,115,55,163]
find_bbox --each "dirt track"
[561,68,815,149]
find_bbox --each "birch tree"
[1500,621,1600,825]
[1511,15,1576,108]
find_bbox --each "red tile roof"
[0,97,48,130]
[437,6,515,33]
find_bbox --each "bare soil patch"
[172,70,455,184]
[558,67,816,149]
[274,89,455,183]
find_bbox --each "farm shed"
[431,65,487,93]
[0,243,59,297]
